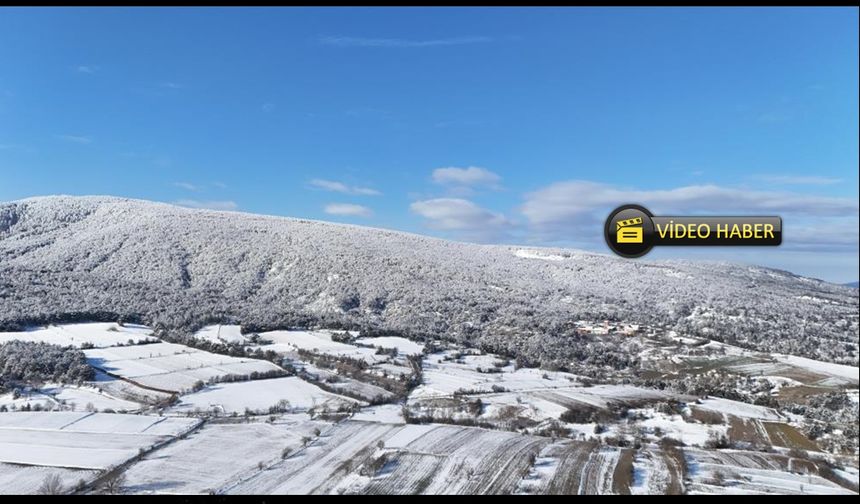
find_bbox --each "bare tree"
[38,473,64,495]
[101,472,126,494]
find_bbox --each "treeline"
[0,341,94,391]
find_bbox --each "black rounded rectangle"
[651,216,782,246]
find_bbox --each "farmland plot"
[413,352,583,398]
[629,448,684,495]
[41,384,142,412]
[514,440,630,495]
[0,412,199,470]
[685,448,853,495]
[84,342,284,393]
[362,424,548,495]
[515,440,595,494]
[122,419,330,494]
[296,361,395,403]
[193,325,246,345]
[89,371,174,406]
[169,376,359,415]
[0,383,142,413]
[225,420,402,494]
[355,337,424,356]
[0,463,98,495]
[252,330,384,364]
[693,398,783,421]
[0,323,156,348]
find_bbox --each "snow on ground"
[0,463,98,495]
[0,384,142,413]
[686,449,853,495]
[224,421,402,494]
[89,371,173,405]
[0,323,155,348]
[168,376,359,415]
[44,384,141,412]
[834,467,859,487]
[694,397,784,421]
[358,423,548,495]
[193,325,246,344]
[383,423,436,448]
[514,249,566,261]
[355,337,424,356]
[84,342,283,393]
[412,351,582,398]
[639,411,726,447]
[122,419,328,494]
[0,429,166,469]
[514,441,566,494]
[351,404,405,424]
[772,354,859,385]
[0,412,199,470]
[0,391,54,412]
[253,330,384,363]
[0,411,196,435]
[630,448,671,495]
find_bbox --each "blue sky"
[1,7,857,282]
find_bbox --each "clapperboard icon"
[616,217,643,244]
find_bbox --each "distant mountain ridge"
[0,196,857,367]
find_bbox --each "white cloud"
[309,179,381,196]
[753,174,842,185]
[521,180,859,252]
[262,103,275,113]
[410,198,512,242]
[56,134,92,144]
[432,166,501,189]
[320,35,492,48]
[174,199,238,211]
[173,182,201,192]
[76,65,98,74]
[159,82,184,89]
[324,203,373,218]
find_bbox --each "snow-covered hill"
[0,196,857,366]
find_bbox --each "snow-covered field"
[193,325,246,345]
[226,421,548,495]
[89,371,173,406]
[0,412,199,470]
[122,418,329,494]
[686,449,854,495]
[513,440,629,495]
[0,323,155,348]
[772,354,859,385]
[355,337,424,356]
[84,342,283,393]
[0,463,98,495]
[168,376,358,415]
[693,398,784,421]
[252,330,384,363]
[0,383,142,413]
[412,351,582,397]
[225,420,402,494]
[0,319,855,494]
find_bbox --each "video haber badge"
[604,204,782,258]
